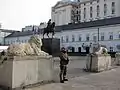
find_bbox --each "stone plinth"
[0,56,54,89]
[85,54,111,72]
[42,38,60,56]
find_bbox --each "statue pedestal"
[0,56,54,89]
[42,38,60,56]
[85,54,111,72]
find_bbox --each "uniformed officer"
[59,47,69,83]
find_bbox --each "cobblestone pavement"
[25,58,120,90]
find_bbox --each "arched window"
[78,47,81,52]
[72,47,75,52]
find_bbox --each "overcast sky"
[0,0,59,30]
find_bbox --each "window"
[101,33,104,41]
[104,4,107,16]
[97,5,100,17]
[93,36,97,41]
[25,40,27,43]
[110,47,113,52]
[77,11,79,14]
[66,36,69,42]
[116,45,120,50]
[79,4,81,8]
[61,37,63,42]
[111,2,115,14]
[71,47,75,52]
[11,41,13,44]
[90,2,92,4]
[109,35,113,40]
[79,11,81,21]
[118,32,120,39]
[78,47,81,52]
[109,32,113,40]
[78,35,82,41]
[72,35,75,42]
[97,0,99,3]
[86,34,89,41]
[101,36,104,41]
[76,16,79,22]
[90,7,93,18]
[84,8,86,19]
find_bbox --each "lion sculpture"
[92,44,108,55]
[94,46,108,55]
[7,35,49,56]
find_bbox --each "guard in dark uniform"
[59,48,69,83]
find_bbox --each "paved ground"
[25,57,120,90]
[53,57,91,81]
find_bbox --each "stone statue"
[82,42,108,55]
[47,19,51,29]
[7,35,49,56]
[43,19,55,38]
[90,42,108,55]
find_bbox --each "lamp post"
[98,28,99,43]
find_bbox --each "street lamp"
[98,28,99,43]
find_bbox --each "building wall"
[77,0,120,22]
[52,0,120,26]
[22,25,39,32]
[60,24,120,52]
[5,24,120,53]
[5,35,32,45]
[52,5,73,26]
[0,30,11,45]
[5,32,61,45]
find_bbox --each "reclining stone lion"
[94,46,108,55]
[92,44,108,55]
[7,35,49,56]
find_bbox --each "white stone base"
[85,54,111,72]
[0,56,54,89]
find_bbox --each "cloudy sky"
[0,0,59,30]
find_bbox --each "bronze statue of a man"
[47,19,51,29]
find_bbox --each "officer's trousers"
[59,65,67,81]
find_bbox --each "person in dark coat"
[59,48,69,83]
